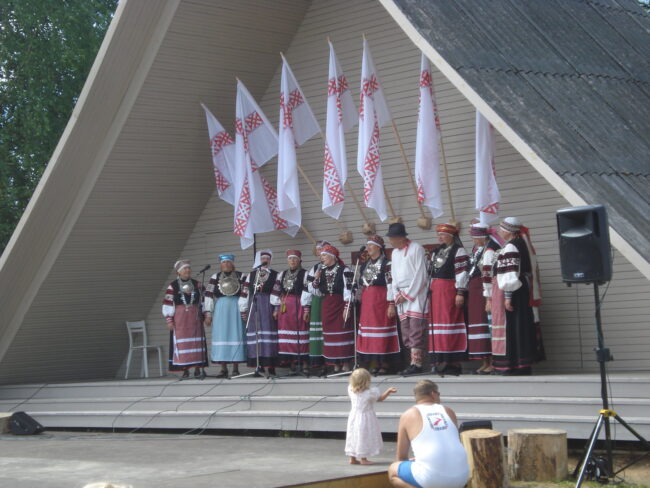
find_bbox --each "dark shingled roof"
[392,0,650,258]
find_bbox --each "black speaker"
[9,411,44,435]
[556,205,612,284]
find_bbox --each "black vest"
[432,243,459,280]
[279,268,307,295]
[360,256,389,287]
[170,278,201,306]
[249,268,278,294]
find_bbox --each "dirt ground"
[509,451,650,487]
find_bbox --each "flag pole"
[429,74,456,222]
[390,119,431,229]
[300,225,317,246]
[295,163,353,244]
[317,131,376,235]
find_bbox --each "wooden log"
[0,413,12,433]
[508,428,568,481]
[460,428,507,488]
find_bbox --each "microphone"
[359,245,366,253]
[197,264,211,274]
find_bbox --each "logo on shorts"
[426,412,448,431]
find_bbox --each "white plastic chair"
[125,320,163,379]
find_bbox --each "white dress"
[345,386,383,458]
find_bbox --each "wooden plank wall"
[141,0,650,373]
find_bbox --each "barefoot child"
[345,368,397,465]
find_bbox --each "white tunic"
[390,240,429,320]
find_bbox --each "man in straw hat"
[387,223,429,376]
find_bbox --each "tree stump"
[461,428,507,488]
[0,413,11,433]
[508,428,568,481]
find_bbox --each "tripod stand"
[232,270,264,379]
[573,282,650,487]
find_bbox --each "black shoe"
[253,367,264,377]
[181,370,190,379]
[401,364,423,376]
[443,364,462,377]
[266,367,276,378]
[232,369,240,376]
[194,368,206,379]
[432,364,446,377]
[216,370,228,379]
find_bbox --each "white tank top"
[410,403,469,488]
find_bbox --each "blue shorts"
[398,460,423,488]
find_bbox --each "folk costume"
[356,235,400,372]
[387,223,429,374]
[429,223,469,374]
[466,224,501,365]
[489,217,544,375]
[162,260,209,376]
[239,250,279,372]
[203,254,246,376]
[310,244,355,367]
[271,250,310,363]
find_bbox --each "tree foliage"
[0,0,117,255]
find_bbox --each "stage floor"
[0,431,394,488]
[1,371,649,442]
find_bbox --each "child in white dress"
[345,368,397,465]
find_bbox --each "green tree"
[0,0,117,255]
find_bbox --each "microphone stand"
[232,268,264,379]
[329,251,363,378]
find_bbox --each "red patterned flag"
[277,55,320,234]
[234,80,292,249]
[201,103,235,205]
[323,41,356,220]
[415,54,443,218]
[357,38,391,222]
[475,110,500,225]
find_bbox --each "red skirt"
[170,304,208,369]
[467,276,491,359]
[357,286,399,355]
[277,294,309,356]
[428,279,467,354]
[321,294,354,361]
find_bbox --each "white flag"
[475,110,500,225]
[277,55,320,234]
[357,38,392,222]
[323,41,356,220]
[415,55,443,218]
[234,80,294,249]
[201,103,235,206]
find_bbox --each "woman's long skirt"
[321,294,354,364]
[246,293,278,367]
[211,296,246,364]
[168,304,208,371]
[277,294,309,359]
[308,295,324,366]
[491,274,540,372]
[467,276,491,360]
[357,286,400,365]
[428,279,467,364]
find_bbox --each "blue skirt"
[211,296,246,363]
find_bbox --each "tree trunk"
[0,413,11,433]
[461,428,507,488]
[508,428,568,481]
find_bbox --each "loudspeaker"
[9,411,44,435]
[556,205,612,284]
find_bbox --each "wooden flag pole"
[317,131,376,235]
[296,163,353,244]
[390,119,432,229]
[429,74,456,222]
[300,225,317,246]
